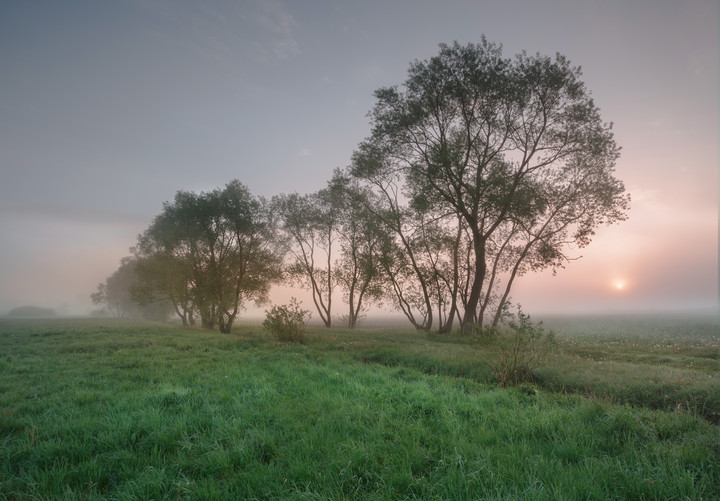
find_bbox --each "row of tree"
[93,40,629,334]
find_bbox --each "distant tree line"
[92,40,629,334]
[6,305,57,318]
[91,256,173,321]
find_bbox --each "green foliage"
[134,180,283,333]
[273,172,385,329]
[273,191,338,328]
[491,305,556,387]
[352,40,630,333]
[263,298,311,343]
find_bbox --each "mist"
[0,1,716,320]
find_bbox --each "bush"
[263,298,311,343]
[492,304,555,387]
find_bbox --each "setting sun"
[614,280,627,291]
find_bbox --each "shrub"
[263,298,311,343]
[492,304,556,387]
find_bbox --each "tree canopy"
[133,180,283,333]
[351,39,629,332]
[91,256,173,320]
[273,171,384,329]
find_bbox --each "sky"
[0,0,717,317]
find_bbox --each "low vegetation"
[0,315,717,499]
[488,306,556,387]
[263,298,311,343]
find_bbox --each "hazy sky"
[1,0,717,316]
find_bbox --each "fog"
[0,0,717,318]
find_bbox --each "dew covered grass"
[0,316,717,499]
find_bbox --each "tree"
[273,189,339,327]
[6,306,56,318]
[134,191,210,326]
[92,256,172,320]
[217,180,283,333]
[275,171,387,330]
[332,175,385,328]
[338,166,436,331]
[351,40,629,332]
[133,180,283,333]
[132,249,196,326]
[91,257,140,318]
[341,166,469,332]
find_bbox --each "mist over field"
[0,1,717,322]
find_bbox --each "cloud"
[252,0,300,59]
[138,1,301,68]
[273,38,300,58]
[255,0,296,35]
[296,147,310,157]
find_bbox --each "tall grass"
[311,314,720,422]
[0,317,717,499]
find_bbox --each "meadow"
[0,314,717,500]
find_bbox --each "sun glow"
[613,280,627,291]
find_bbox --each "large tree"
[134,180,283,333]
[351,40,629,332]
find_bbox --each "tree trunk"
[200,305,216,329]
[490,243,532,330]
[169,293,187,326]
[439,219,463,334]
[219,318,232,334]
[380,261,432,331]
[461,236,486,333]
[438,304,457,333]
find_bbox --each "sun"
[613,280,627,291]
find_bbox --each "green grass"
[0,317,718,499]
[312,314,720,422]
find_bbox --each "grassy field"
[0,315,717,499]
